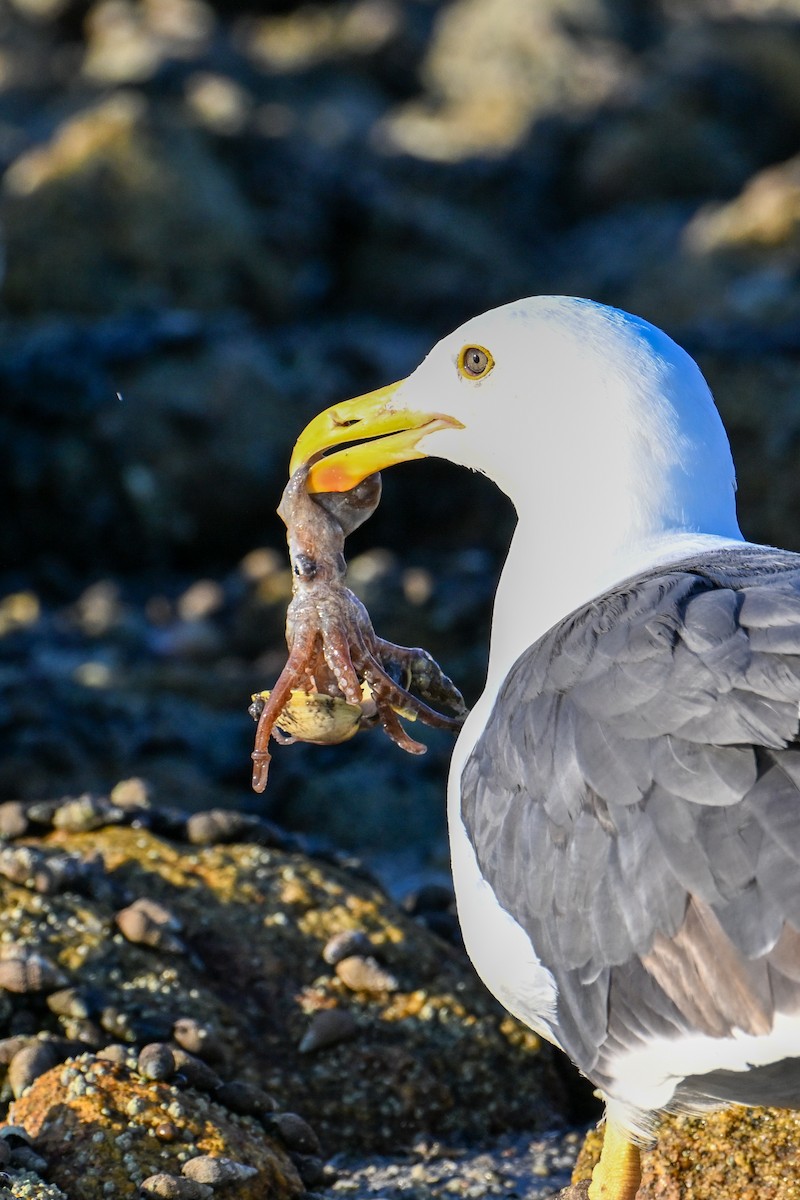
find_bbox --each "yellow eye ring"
[457,345,495,380]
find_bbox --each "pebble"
[8,1040,60,1097]
[109,777,151,809]
[0,948,68,994]
[0,1126,33,1147]
[0,801,30,839]
[298,1007,358,1054]
[25,799,62,826]
[181,1155,258,1184]
[170,1047,222,1092]
[321,929,374,966]
[138,1042,176,1081]
[172,1017,223,1063]
[101,1004,173,1043]
[185,809,256,846]
[291,1152,327,1188]
[212,1079,276,1117]
[46,986,94,1019]
[269,1112,322,1155]
[52,793,124,832]
[0,845,40,886]
[115,897,185,953]
[0,1035,33,1065]
[334,955,399,995]
[97,1042,134,1065]
[140,1174,213,1199]
[9,1143,48,1173]
[0,845,85,894]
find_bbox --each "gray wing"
[461,545,800,1096]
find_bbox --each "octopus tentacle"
[251,628,319,792]
[250,462,469,790]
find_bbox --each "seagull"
[290,296,800,1199]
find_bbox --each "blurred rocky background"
[2,0,800,890]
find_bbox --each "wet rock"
[383,0,627,160]
[0,846,87,895]
[403,883,455,916]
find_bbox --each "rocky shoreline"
[4,1,800,1195]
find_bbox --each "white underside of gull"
[605,1010,800,1114]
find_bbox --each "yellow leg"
[587,1116,642,1200]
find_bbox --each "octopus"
[249,463,468,792]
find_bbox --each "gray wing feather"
[461,545,800,1092]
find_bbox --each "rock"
[297,1007,359,1054]
[9,1053,303,1200]
[0,949,68,995]
[181,1154,258,1184]
[172,1017,224,1063]
[170,1048,222,1094]
[0,92,288,317]
[0,802,30,839]
[685,152,800,265]
[321,929,375,965]
[0,820,561,1153]
[572,1106,800,1199]
[382,0,628,160]
[334,954,399,994]
[137,1043,177,1082]
[8,1040,61,1098]
[268,1112,322,1156]
[141,1177,213,1200]
[115,898,185,954]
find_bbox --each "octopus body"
[250,464,468,792]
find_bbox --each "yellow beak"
[290,380,463,493]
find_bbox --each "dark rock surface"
[3,1,800,843]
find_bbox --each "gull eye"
[458,345,494,380]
